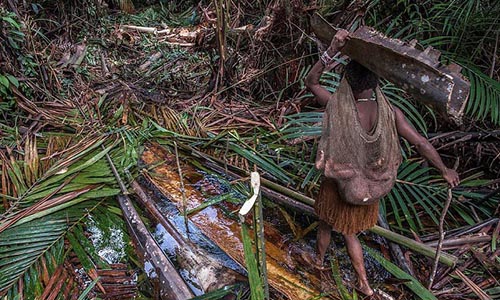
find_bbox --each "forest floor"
[1,1,499,300]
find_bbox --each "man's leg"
[343,234,374,296]
[316,220,332,266]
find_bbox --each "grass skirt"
[315,177,379,235]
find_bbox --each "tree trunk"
[117,195,194,299]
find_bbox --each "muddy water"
[140,179,246,296]
[141,143,389,299]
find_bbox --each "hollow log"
[311,13,470,125]
[226,166,458,266]
[176,142,458,267]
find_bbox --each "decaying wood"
[311,13,470,125]
[139,51,163,72]
[103,151,194,299]
[141,144,326,300]
[130,180,245,293]
[178,141,459,267]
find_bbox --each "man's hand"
[442,168,460,188]
[329,29,350,52]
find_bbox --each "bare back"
[355,101,379,133]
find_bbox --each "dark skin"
[305,30,460,296]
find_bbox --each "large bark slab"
[311,13,470,125]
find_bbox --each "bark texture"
[311,13,470,125]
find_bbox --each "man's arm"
[305,29,350,106]
[394,107,460,188]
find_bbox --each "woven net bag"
[315,78,402,205]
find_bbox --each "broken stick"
[428,188,453,289]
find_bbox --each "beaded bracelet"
[320,50,339,66]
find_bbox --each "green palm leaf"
[463,66,500,125]
[381,83,430,135]
[384,160,497,234]
[0,200,102,296]
[0,128,143,298]
[364,246,438,300]
[0,219,67,290]
[278,112,323,140]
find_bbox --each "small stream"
[141,177,246,296]
[141,167,391,297]
[86,165,391,299]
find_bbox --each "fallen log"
[130,180,245,293]
[425,234,492,248]
[178,142,458,267]
[104,151,194,299]
[116,195,194,299]
[141,144,327,300]
[311,13,470,125]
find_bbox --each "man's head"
[344,60,379,93]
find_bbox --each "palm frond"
[228,142,295,184]
[0,200,103,296]
[364,246,438,300]
[278,112,323,140]
[383,160,497,234]
[0,125,147,298]
[463,66,500,125]
[381,83,430,135]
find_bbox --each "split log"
[177,142,458,267]
[141,144,327,300]
[130,180,245,293]
[117,194,194,299]
[311,13,470,125]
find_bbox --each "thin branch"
[428,188,453,289]
[173,141,189,235]
[490,31,498,78]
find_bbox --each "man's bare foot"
[357,279,374,297]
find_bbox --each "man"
[304,29,460,296]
